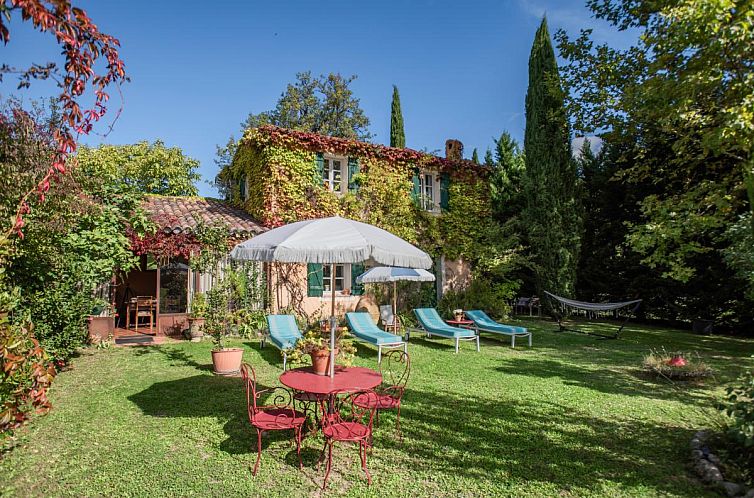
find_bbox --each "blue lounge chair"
[413,308,479,353]
[345,312,407,364]
[262,314,303,370]
[465,310,532,348]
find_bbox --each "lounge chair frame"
[413,308,480,353]
[465,310,532,348]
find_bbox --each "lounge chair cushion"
[413,308,476,338]
[345,312,404,345]
[465,310,528,335]
[266,314,303,350]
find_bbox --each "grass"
[2,318,753,497]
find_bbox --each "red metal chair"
[241,363,306,476]
[354,350,410,438]
[318,389,378,490]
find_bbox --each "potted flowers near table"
[453,309,464,321]
[187,292,207,342]
[290,322,355,375]
[205,285,243,375]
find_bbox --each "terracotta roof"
[142,195,266,237]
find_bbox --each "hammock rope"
[544,291,642,339]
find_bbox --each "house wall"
[269,263,380,322]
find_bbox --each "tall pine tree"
[522,18,581,301]
[390,85,405,148]
[471,148,479,163]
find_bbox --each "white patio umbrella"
[356,267,435,333]
[230,216,432,377]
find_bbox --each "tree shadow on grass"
[493,357,713,404]
[131,345,213,372]
[128,374,319,467]
[390,387,707,496]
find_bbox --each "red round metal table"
[279,366,382,394]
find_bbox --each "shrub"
[0,317,56,440]
[720,360,754,448]
[438,278,517,319]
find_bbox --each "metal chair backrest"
[381,350,410,392]
[241,363,260,422]
[322,390,378,434]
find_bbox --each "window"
[418,172,438,211]
[323,264,346,292]
[323,156,345,193]
[160,261,189,313]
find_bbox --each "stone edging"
[691,430,753,497]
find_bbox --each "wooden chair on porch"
[127,296,156,332]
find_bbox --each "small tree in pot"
[205,283,243,375]
[187,292,207,342]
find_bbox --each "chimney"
[445,139,464,161]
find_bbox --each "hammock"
[544,291,642,339]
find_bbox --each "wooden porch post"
[155,266,161,335]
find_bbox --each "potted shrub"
[290,321,355,376]
[205,285,243,376]
[187,293,207,342]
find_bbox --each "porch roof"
[143,195,266,238]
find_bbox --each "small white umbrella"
[230,216,432,376]
[356,267,435,333]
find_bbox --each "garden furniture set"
[241,349,410,490]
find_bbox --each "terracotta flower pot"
[211,348,243,376]
[310,348,338,376]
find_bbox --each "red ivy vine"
[0,0,128,240]
[246,125,490,181]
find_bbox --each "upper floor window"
[418,172,440,212]
[323,155,346,194]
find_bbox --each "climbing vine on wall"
[224,125,500,268]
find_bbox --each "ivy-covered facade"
[221,126,496,316]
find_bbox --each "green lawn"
[2,319,752,497]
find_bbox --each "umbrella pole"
[393,281,398,333]
[330,263,336,378]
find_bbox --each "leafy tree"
[0,1,127,243]
[471,148,479,164]
[77,141,200,197]
[390,85,405,148]
[240,71,372,141]
[522,18,582,301]
[557,0,754,326]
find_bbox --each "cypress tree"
[521,17,581,302]
[484,148,494,166]
[471,148,479,163]
[390,85,405,148]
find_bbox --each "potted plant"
[453,309,464,321]
[205,285,243,376]
[187,292,207,342]
[290,321,356,375]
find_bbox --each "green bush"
[438,278,517,320]
[27,284,96,362]
[721,360,754,448]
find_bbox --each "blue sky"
[3,0,633,197]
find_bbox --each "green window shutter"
[347,156,360,192]
[307,263,323,297]
[315,152,324,184]
[351,263,365,296]
[410,167,420,201]
[239,175,246,200]
[440,173,450,210]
